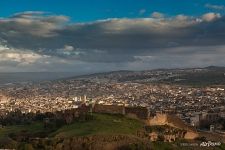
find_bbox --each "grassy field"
[51,113,144,137]
[0,113,144,138]
[0,122,44,138]
[1,114,225,150]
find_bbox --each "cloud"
[55,45,80,56]
[63,45,74,51]
[1,11,225,72]
[205,3,225,10]
[202,12,221,22]
[139,9,146,15]
[0,11,69,37]
[151,12,164,18]
[0,44,49,65]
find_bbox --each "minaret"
[122,102,126,115]
[83,95,87,102]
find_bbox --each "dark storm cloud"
[0,11,225,65]
[0,11,68,37]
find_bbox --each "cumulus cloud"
[0,11,69,37]
[55,45,81,56]
[151,12,164,18]
[0,11,225,72]
[63,45,74,51]
[205,4,225,10]
[202,12,221,22]
[0,44,49,65]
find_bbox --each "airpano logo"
[200,141,221,147]
[180,141,222,147]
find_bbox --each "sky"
[0,0,225,72]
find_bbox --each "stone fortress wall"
[89,104,199,141]
[92,104,149,120]
[147,113,199,140]
[92,104,125,114]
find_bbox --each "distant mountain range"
[71,66,225,86]
[0,66,225,86]
[0,72,79,86]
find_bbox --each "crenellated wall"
[92,104,149,119]
[92,104,125,114]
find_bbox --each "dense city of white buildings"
[0,78,225,132]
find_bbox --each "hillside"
[1,113,225,149]
[0,113,144,138]
[67,66,225,87]
[0,113,151,150]
[147,114,199,140]
[51,113,144,137]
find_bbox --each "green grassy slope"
[51,113,144,137]
[0,122,44,138]
[0,113,144,138]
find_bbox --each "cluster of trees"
[0,110,37,125]
[0,104,91,126]
[0,105,94,149]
